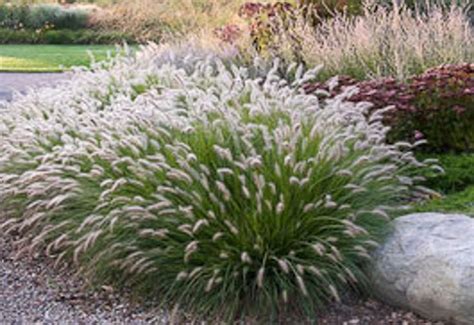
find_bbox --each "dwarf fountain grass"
[0,44,437,321]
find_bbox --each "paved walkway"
[0,73,69,102]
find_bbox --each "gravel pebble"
[317,297,446,325]
[0,236,167,324]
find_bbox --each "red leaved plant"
[305,64,474,152]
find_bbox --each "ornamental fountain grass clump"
[235,2,473,81]
[0,44,438,321]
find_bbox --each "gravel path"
[0,73,69,102]
[0,236,168,324]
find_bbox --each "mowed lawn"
[0,45,119,72]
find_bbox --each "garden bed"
[0,0,472,323]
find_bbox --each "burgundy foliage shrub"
[304,64,474,152]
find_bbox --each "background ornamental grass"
[245,2,473,81]
[0,44,438,321]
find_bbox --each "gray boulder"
[371,213,474,325]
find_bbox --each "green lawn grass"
[0,45,119,72]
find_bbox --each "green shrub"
[417,153,474,194]
[415,185,474,216]
[0,4,29,29]
[0,47,437,321]
[0,27,40,43]
[41,29,74,44]
[26,4,89,30]
[0,28,134,44]
[0,4,89,30]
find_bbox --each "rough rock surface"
[371,212,474,325]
